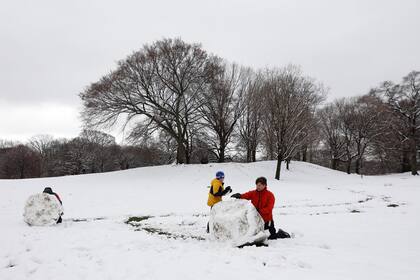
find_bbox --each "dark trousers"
[264,220,277,238]
[207,206,213,233]
[265,221,291,239]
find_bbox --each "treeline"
[0,131,173,179]
[1,38,418,179]
[80,38,328,179]
[80,38,419,178]
[315,86,419,175]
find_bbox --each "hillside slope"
[1,161,419,280]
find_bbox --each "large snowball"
[209,200,269,246]
[23,193,63,226]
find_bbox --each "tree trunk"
[302,146,307,162]
[40,158,46,177]
[218,139,226,163]
[275,154,282,180]
[402,150,410,172]
[251,148,257,162]
[176,141,186,164]
[286,158,290,170]
[331,158,338,170]
[346,160,351,174]
[185,146,191,164]
[409,136,418,175]
[355,158,360,175]
[218,147,225,163]
[20,164,25,179]
[309,147,313,163]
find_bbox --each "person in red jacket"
[231,177,290,239]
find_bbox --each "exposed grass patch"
[126,215,205,241]
[387,204,399,208]
[237,242,268,248]
[71,217,106,222]
[6,261,16,269]
[125,216,153,225]
[358,197,374,204]
[140,226,206,241]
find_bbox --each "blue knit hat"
[216,171,225,179]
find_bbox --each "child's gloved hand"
[231,193,241,199]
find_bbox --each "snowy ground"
[0,161,419,280]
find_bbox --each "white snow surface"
[23,193,63,226]
[209,200,268,246]
[0,161,419,279]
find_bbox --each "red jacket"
[240,187,275,222]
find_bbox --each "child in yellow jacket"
[207,171,232,233]
[207,171,232,207]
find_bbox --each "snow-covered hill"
[0,161,419,279]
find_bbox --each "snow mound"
[209,200,268,246]
[23,193,63,226]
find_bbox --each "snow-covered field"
[0,161,419,280]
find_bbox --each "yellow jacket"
[207,178,224,207]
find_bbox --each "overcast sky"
[1,0,419,143]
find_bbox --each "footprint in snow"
[318,244,330,250]
[296,260,312,269]
[5,259,17,269]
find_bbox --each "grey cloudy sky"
[1,0,419,142]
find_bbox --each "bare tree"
[64,137,91,175]
[80,130,116,172]
[262,66,325,179]
[369,111,411,173]
[28,134,54,176]
[351,95,387,174]
[237,73,264,162]
[0,145,40,179]
[80,38,219,164]
[0,140,15,148]
[336,99,359,174]
[199,62,250,162]
[298,115,321,163]
[318,103,345,170]
[376,71,420,175]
